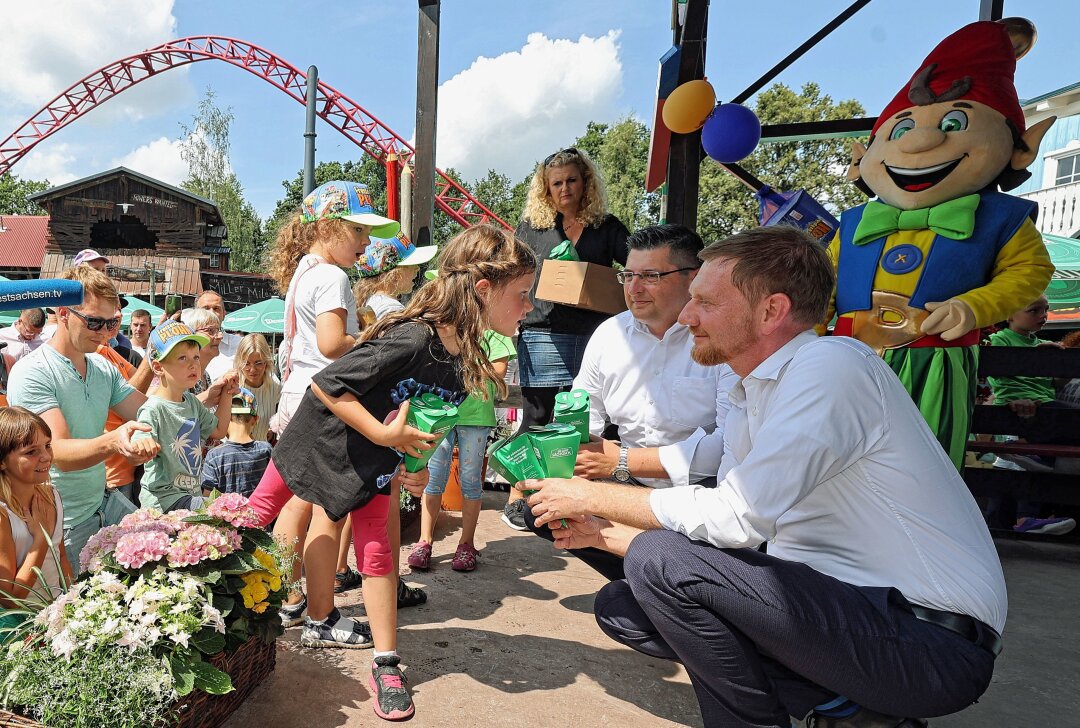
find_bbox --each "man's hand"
[111,422,159,463]
[395,464,429,497]
[549,515,605,550]
[575,437,619,479]
[1007,398,1038,419]
[522,476,596,528]
[921,299,976,340]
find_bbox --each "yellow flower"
[252,602,268,614]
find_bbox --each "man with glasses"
[8,266,161,561]
[558,225,737,490]
[0,308,46,362]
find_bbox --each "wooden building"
[28,167,250,307]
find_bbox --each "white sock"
[373,650,398,660]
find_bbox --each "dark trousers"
[524,503,627,581]
[597,530,995,728]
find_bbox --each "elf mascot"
[829,18,1056,469]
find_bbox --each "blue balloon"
[701,104,761,163]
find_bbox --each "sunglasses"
[544,147,580,166]
[67,308,122,332]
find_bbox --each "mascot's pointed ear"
[1013,116,1055,170]
[847,141,867,182]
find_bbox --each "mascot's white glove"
[921,299,977,340]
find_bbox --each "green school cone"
[553,389,591,444]
[403,393,459,472]
[526,422,581,478]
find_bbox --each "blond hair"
[352,268,413,330]
[233,333,273,382]
[268,215,352,294]
[0,407,55,520]
[521,148,609,230]
[61,265,119,309]
[364,225,537,398]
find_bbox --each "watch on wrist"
[612,446,632,483]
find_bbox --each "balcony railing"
[1019,181,1080,237]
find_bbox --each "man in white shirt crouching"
[523,226,1006,728]
[571,224,739,490]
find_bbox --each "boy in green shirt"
[135,321,237,512]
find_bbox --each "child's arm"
[310,382,438,456]
[0,496,52,606]
[211,371,240,440]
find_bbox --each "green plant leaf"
[190,659,234,695]
[241,528,275,551]
[192,628,226,656]
[181,514,226,526]
[212,593,235,617]
[233,550,264,571]
[169,655,196,696]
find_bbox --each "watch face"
[613,469,631,483]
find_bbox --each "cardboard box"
[535,259,627,315]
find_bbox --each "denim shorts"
[64,489,137,569]
[517,329,590,387]
[425,425,491,500]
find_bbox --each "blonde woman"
[507,147,629,529]
[232,334,281,442]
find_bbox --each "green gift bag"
[488,434,546,484]
[553,389,591,444]
[549,240,580,261]
[527,422,581,478]
[402,393,459,473]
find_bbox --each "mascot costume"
[830,18,1055,469]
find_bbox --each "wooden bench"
[964,345,1080,534]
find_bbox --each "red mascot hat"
[871,21,1025,137]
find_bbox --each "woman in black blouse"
[503,148,629,529]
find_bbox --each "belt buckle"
[850,291,928,355]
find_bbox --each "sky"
[0,0,1076,220]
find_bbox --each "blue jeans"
[424,426,491,500]
[63,489,137,570]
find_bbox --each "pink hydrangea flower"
[166,524,242,567]
[113,530,171,569]
[80,525,124,573]
[206,493,261,529]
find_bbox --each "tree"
[470,169,519,227]
[591,118,659,230]
[0,173,49,215]
[178,89,265,272]
[264,157,387,245]
[696,82,867,241]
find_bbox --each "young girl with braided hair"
[247,223,536,720]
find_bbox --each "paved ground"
[224,491,1079,727]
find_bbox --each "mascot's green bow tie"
[852,194,981,246]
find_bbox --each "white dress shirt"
[650,331,1008,632]
[0,325,43,362]
[573,310,739,488]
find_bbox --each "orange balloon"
[662,79,717,134]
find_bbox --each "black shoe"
[501,498,527,531]
[334,567,362,593]
[397,580,427,609]
[806,707,928,727]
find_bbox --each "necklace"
[563,216,582,231]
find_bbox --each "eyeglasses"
[67,308,122,332]
[544,148,580,166]
[244,359,267,368]
[615,267,698,285]
[196,327,223,338]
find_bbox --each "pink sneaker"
[451,543,480,572]
[407,541,432,570]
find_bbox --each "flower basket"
[0,636,275,728]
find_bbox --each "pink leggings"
[248,459,393,577]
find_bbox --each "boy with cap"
[134,321,238,512]
[202,387,274,498]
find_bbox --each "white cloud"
[0,0,187,124]
[112,136,188,185]
[435,31,623,182]
[19,144,79,185]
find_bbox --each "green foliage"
[0,172,49,216]
[188,658,234,695]
[588,117,660,230]
[178,88,266,272]
[696,82,867,241]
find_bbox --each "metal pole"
[413,0,440,247]
[385,153,401,222]
[979,0,1004,21]
[146,263,156,307]
[303,65,319,196]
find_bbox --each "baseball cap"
[231,387,258,416]
[148,321,210,361]
[424,269,438,281]
[73,249,110,267]
[355,233,438,278]
[300,180,400,238]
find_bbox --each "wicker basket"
[0,636,276,728]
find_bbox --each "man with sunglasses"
[8,266,161,561]
[553,225,737,492]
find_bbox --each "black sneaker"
[299,607,374,649]
[369,654,414,720]
[806,707,928,727]
[334,567,363,593]
[501,498,528,531]
[278,595,307,628]
[397,580,427,609]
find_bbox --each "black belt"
[909,605,1002,657]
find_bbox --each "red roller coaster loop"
[0,36,510,230]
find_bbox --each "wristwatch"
[612,446,632,483]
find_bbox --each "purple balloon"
[701,104,761,163]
